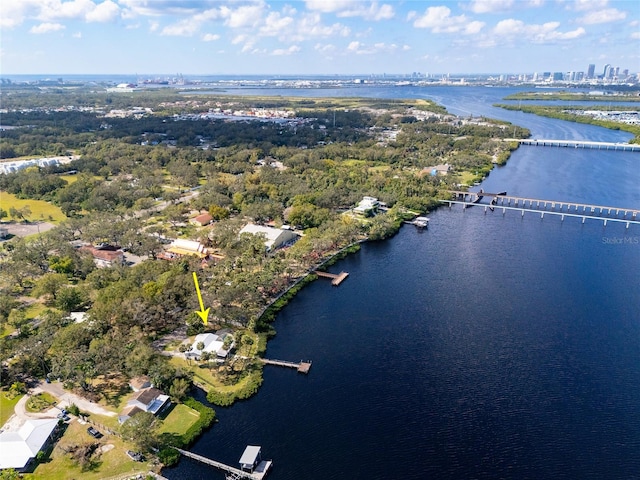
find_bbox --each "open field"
[0,191,67,223]
[159,403,201,436]
[0,393,23,426]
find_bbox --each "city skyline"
[1,0,639,76]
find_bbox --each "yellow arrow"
[192,272,209,326]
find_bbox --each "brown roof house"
[118,387,170,424]
[80,246,125,268]
[190,212,213,227]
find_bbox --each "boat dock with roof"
[173,445,272,480]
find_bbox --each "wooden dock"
[315,270,349,286]
[261,358,312,374]
[173,447,272,480]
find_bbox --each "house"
[0,418,59,471]
[186,332,234,360]
[354,196,380,217]
[423,163,451,176]
[166,239,208,258]
[238,224,298,251]
[118,387,170,424]
[190,212,213,227]
[79,246,125,268]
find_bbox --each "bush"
[206,369,263,407]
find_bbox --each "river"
[163,86,640,480]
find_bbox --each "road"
[1,381,116,433]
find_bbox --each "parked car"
[87,427,103,439]
[126,450,144,462]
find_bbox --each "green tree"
[33,273,68,303]
[120,411,161,452]
[168,377,190,402]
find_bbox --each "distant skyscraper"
[603,64,612,78]
[587,64,595,79]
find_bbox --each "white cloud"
[260,12,294,36]
[464,21,486,35]
[304,0,394,20]
[469,0,514,14]
[202,33,220,41]
[346,41,403,55]
[220,4,265,29]
[631,31,640,40]
[288,13,350,42]
[85,0,119,22]
[493,19,586,43]
[578,8,627,25]
[571,0,609,12]
[271,45,301,55]
[410,6,469,33]
[72,31,82,38]
[161,19,200,36]
[29,22,66,34]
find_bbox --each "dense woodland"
[0,88,528,411]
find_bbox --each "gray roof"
[239,445,261,467]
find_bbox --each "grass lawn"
[26,392,58,413]
[159,404,200,436]
[25,419,153,480]
[0,191,67,223]
[0,392,23,426]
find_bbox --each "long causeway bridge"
[505,138,640,152]
[442,190,640,229]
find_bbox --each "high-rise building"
[603,64,612,78]
[587,64,595,79]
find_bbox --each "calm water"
[165,87,640,480]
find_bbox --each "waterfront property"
[354,196,380,216]
[186,332,235,360]
[119,387,170,423]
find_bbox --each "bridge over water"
[442,191,640,229]
[505,138,640,152]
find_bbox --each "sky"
[1,0,639,76]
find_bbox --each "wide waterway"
[164,86,640,480]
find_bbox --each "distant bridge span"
[504,138,640,152]
[442,191,640,229]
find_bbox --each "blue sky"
[1,0,638,76]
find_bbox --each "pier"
[506,138,640,152]
[315,270,349,286]
[261,358,312,374]
[173,447,272,480]
[442,191,640,229]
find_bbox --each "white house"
[187,332,234,360]
[238,224,298,251]
[0,418,59,471]
[166,238,208,258]
[118,387,170,424]
[354,196,380,216]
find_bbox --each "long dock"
[505,138,640,152]
[315,270,349,286]
[261,358,312,374]
[442,191,640,228]
[173,448,272,480]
